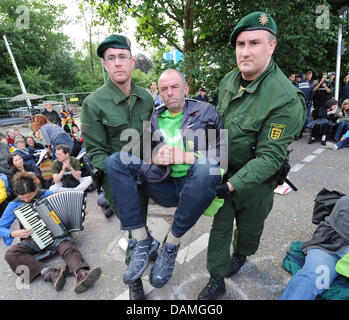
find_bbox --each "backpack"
[312,188,346,225]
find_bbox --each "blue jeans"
[52,133,74,160]
[279,248,342,300]
[105,151,221,238]
[334,122,349,142]
[337,137,349,149]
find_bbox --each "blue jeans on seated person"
[337,137,349,149]
[279,248,348,300]
[334,122,349,142]
[105,151,221,238]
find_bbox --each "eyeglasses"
[105,54,132,64]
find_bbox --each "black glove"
[92,170,104,192]
[216,183,234,201]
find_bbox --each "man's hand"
[152,144,171,165]
[170,145,196,164]
[10,229,33,238]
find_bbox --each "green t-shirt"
[158,110,190,178]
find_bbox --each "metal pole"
[2,35,32,108]
[335,16,343,101]
[101,58,106,84]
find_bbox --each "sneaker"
[74,267,102,294]
[150,242,180,288]
[198,274,226,300]
[227,253,246,277]
[129,278,146,300]
[326,142,338,150]
[321,140,326,146]
[308,137,315,144]
[123,236,160,284]
[42,266,67,291]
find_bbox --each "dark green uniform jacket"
[80,78,154,215]
[206,60,307,274]
[217,59,306,193]
[80,78,154,172]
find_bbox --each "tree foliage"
[84,0,348,100]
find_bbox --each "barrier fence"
[0,92,92,127]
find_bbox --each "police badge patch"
[268,123,286,141]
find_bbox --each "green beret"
[97,34,132,58]
[230,11,277,46]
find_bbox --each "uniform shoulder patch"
[268,123,286,141]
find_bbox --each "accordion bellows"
[14,191,87,250]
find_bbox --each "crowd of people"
[289,71,349,149]
[0,103,96,218]
[1,10,349,301]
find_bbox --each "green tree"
[84,0,345,100]
[0,0,73,97]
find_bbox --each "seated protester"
[308,99,338,145]
[6,128,16,148]
[0,171,102,293]
[280,195,349,300]
[32,130,47,147]
[25,136,45,150]
[334,99,349,142]
[49,144,92,193]
[0,173,9,217]
[105,69,224,295]
[13,136,40,166]
[0,135,11,175]
[7,153,52,190]
[63,117,75,136]
[326,129,349,150]
[71,124,83,157]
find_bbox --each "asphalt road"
[1,126,348,303]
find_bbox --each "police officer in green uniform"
[80,34,154,299]
[198,12,307,300]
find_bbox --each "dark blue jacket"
[139,98,225,183]
[296,80,314,103]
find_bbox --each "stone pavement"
[1,121,349,301]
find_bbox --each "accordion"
[14,191,87,250]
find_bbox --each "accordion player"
[13,190,87,250]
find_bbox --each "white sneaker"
[326,142,338,150]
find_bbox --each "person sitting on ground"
[0,171,102,293]
[280,194,349,300]
[7,153,52,190]
[70,124,83,157]
[6,128,16,148]
[13,136,40,166]
[32,130,47,147]
[25,136,45,150]
[0,134,11,175]
[49,144,92,193]
[308,99,338,145]
[63,117,75,136]
[326,129,349,150]
[334,99,349,142]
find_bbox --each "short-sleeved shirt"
[52,156,81,176]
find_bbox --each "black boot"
[227,253,246,277]
[198,274,226,300]
[129,278,146,300]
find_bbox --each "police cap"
[230,11,277,46]
[97,34,132,58]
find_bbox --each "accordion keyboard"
[14,204,55,250]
